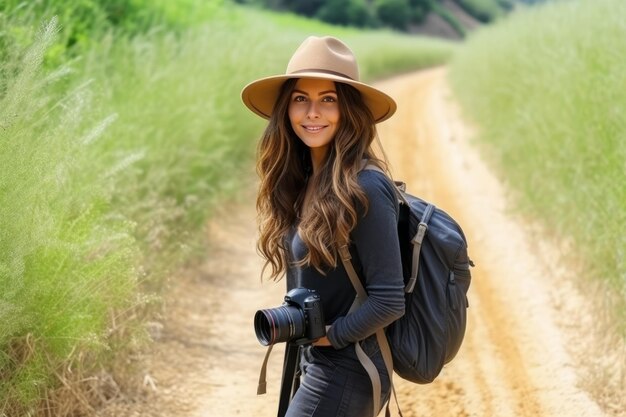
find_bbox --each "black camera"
[254,288,325,346]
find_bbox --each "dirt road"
[101,68,608,417]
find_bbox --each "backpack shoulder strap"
[339,245,403,417]
[406,203,436,293]
[359,162,409,207]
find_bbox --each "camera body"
[255,288,325,346]
[284,288,325,344]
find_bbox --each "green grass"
[0,17,139,409]
[351,32,457,80]
[449,0,625,407]
[0,3,454,414]
[450,0,625,297]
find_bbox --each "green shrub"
[409,0,430,23]
[289,0,326,16]
[375,0,412,30]
[315,0,377,28]
[0,0,226,65]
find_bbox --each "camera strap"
[257,345,274,395]
[257,342,301,417]
[277,343,301,417]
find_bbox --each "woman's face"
[288,78,340,157]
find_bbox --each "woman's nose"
[306,102,320,118]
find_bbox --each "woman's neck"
[310,146,329,176]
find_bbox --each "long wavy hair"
[256,78,388,280]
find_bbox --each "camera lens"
[254,305,305,346]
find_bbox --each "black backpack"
[388,182,472,383]
[339,166,472,414]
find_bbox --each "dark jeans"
[286,335,391,417]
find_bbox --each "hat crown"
[286,36,359,81]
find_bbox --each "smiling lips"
[303,125,327,132]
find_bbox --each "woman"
[241,36,405,417]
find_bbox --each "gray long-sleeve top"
[286,169,406,349]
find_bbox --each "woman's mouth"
[303,125,327,132]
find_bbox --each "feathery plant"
[0,18,138,411]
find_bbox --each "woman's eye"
[322,96,337,102]
[293,95,307,102]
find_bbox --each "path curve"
[100,68,607,417]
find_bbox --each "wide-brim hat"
[241,36,397,123]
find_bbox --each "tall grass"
[449,0,625,411]
[0,17,139,411]
[0,3,454,414]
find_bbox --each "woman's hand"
[312,325,332,347]
[312,336,332,346]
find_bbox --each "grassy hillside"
[0,3,455,414]
[449,0,625,410]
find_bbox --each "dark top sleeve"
[326,170,406,349]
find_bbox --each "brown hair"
[256,79,387,280]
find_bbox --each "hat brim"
[241,72,397,124]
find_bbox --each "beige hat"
[241,36,397,123]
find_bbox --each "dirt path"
[101,68,608,417]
